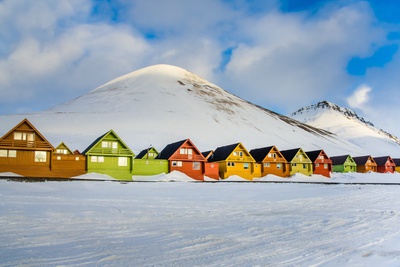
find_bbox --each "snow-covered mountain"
[0,65,398,157]
[290,101,400,157]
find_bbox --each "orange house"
[202,150,220,180]
[157,139,206,181]
[250,146,290,178]
[353,155,377,173]
[52,142,86,178]
[306,149,332,178]
[374,156,396,173]
[0,118,54,178]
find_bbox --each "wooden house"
[208,143,260,180]
[249,146,290,178]
[52,142,86,178]
[373,156,395,173]
[393,158,400,173]
[280,148,313,176]
[201,151,220,180]
[352,155,377,173]
[82,130,135,181]
[305,149,332,178]
[132,147,168,176]
[0,118,54,177]
[156,139,206,181]
[330,155,357,173]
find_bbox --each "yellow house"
[280,148,313,176]
[208,143,260,180]
[393,158,400,173]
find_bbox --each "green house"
[280,148,313,176]
[132,147,168,176]
[82,130,135,181]
[330,155,357,173]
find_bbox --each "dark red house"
[374,156,395,173]
[305,149,332,178]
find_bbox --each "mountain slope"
[0,65,392,156]
[290,101,400,157]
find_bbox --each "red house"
[374,156,396,173]
[305,149,332,178]
[157,139,206,181]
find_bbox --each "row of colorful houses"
[0,119,399,181]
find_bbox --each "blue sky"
[1,0,400,135]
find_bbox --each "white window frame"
[34,151,47,162]
[118,157,128,167]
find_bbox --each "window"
[9,150,16,157]
[172,161,182,167]
[264,162,270,167]
[14,132,35,141]
[268,153,276,158]
[57,156,61,160]
[180,148,192,154]
[118,157,128,166]
[324,164,328,169]
[34,151,47,162]
[303,164,307,169]
[56,149,68,154]
[146,161,149,165]
[98,156,104,163]
[244,163,249,169]
[0,150,7,157]
[102,141,118,150]
[193,162,201,170]
[277,163,281,169]
[91,156,98,162]
[315,163,319,167]
[227,162,235,167]
[318,155,324,160]
[148,152,154,157]
[75,157,80,161]
[292,163,297,167]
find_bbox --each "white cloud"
[346,84,372,111]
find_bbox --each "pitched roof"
[249,146,274,162]
[330,155,350,165]
[373,156,393,166]
[55,142,73,154]
[82,129,133,155]
[135,147,158,159]
[305,150,323,162]
[352,156,372,165]
[280,148,301,162]
[202,150,213,159]
[393,158,400,166]
[156,139,187,160]
[208,143,239,162]
[0,118,54,150]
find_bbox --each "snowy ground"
[1,175,400,266]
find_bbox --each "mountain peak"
[291,100,374,127]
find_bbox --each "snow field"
[1,179,400,266]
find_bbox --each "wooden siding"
[83,130,135,181]
[132,159,169,176]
